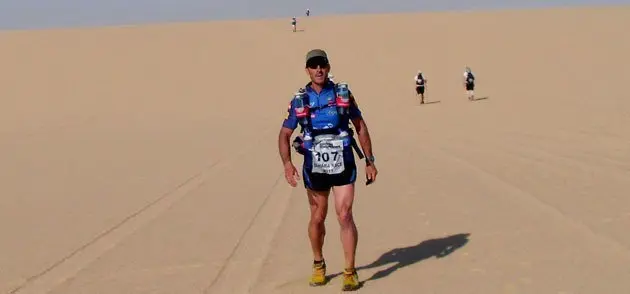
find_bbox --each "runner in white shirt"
[414,70,427,104]
[463,66,475,101]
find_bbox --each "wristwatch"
[366,155,375,164]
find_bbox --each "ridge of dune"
[1,4,630,294]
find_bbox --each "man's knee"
[310,209,327,225]
[308,190,329,224]
[334,186,356,226]
[337,208,354,226]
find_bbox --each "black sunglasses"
[306,57,329,69]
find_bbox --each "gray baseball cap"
[305,49,329,64]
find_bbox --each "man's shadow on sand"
[328,233,470,287]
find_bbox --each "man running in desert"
[414,70,427,104]
[463,66,476,101]
[278,49,378,291]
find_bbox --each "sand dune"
[1,4,630,294]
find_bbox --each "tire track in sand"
[9,127,276,294]
[203,170,295,294]
[434,145,630,256]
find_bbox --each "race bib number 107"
[311,137,345,175]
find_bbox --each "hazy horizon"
[1,0,629,30]
[2,4,630,294]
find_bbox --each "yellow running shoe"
[341,268,360,291]
[309,260,327,286]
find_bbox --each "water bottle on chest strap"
[292,83,364,160]
[292,88,313,151]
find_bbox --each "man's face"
[305,56,330,85]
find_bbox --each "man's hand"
[366,162,378,185]
[284,162,300,187]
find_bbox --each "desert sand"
[1,4,630,294]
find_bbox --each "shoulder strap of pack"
[293,86,309,133]
[335,83,353,124]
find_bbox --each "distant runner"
[414,70,427,104]
[463,66,475,101]
[306,9,310,16]
[292,17,297,32]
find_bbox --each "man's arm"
[351,116,374,163]
[279,100,298,166]
[278,127,294,166]
[347,91,374,163]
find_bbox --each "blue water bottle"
[335,82,350,115]
[294,89,313,151]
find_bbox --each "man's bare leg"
[332,184,358,270]
[307,188,330,261]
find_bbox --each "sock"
[314,259,325,265]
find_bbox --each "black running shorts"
[302,162,357,191]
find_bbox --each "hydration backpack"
[416,74,425,86]
[466,72,475,83]
[292,82,365,159]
